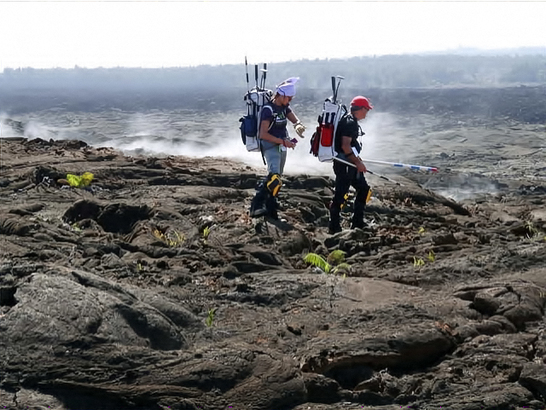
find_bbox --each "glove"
[294,121,306,138]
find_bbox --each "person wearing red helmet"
[328,95,373,234]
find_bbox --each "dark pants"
[250,176,279,219]
[330,161,370,229]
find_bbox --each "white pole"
[362,158,438,173]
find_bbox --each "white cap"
[276,77,299,97]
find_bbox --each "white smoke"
[363,112,432,166]
[0,114,13,138]
[84,110,334,176]
[23,120,57,140]
[1,109,439,182]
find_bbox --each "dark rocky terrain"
[1,86,546,410]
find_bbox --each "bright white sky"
[1,1,545,69]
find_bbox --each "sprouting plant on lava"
[411,249,435,269]
[304,250,351,275]
[327,250,346,265]
[202,226,211,244]
[334,264,351,277]
[427,250,436,262]
[413,256,425,269]
[205,308,217,327]
[152,228,185,247]
[304,253,330,272]
[524,221,543,241]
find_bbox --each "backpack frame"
[239,60,273,153]
[240,87,273,152]
[310,76,347,162]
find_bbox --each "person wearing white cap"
[249,77,306,220]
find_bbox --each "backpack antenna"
[260,63,267,90]
[244,56,250,94]
[335,75,344,103]
[332,75,344,103]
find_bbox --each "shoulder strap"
[260,103,277,132]
[261,103,274,114]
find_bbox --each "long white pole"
[362,158,438,173]
[333,157,404,186]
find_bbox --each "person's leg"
[250,147,282,218]
[249,178,268,217]
[279,149,287,175]
[329,162,351,233]
[265,147,283,176]
[329,200,342,233]
[351,172,371,229]
[265,149,286,219]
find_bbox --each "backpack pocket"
[245,136,260,152]
[239,115,260,152]
[309,126,321,157]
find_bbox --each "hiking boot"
[249,196,267,218]
[328,223,342,235]
[250,186,268,218]
[266,211,288,223]
[351,206,366,229]
[264,215,293,231]
[265,214,288,224]
[250,205,267,218]
[351,218,367,230]
[351,222,366,230]
[265,196,279,219]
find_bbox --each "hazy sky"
[1,1,545,69]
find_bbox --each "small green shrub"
[205,308,217,327]
[304,250,350,275]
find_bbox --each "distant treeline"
[1,53,546,92]
[2,53,546,117]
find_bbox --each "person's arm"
[287,111,299,124]
[259,118,296,148]
[287,111,306,138]
[341,135,366,173]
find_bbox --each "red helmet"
[350,96,373,110]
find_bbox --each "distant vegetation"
[2,52,546,91]
[1,52,546,116]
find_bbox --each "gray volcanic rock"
[1,91,546,409]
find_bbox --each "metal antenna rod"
[244,56,250,93]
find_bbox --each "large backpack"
[310,76,347,162]
[239,60,273,152]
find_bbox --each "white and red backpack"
[310,76,347,162]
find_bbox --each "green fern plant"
[304,250,351,275]
[304,253,331,273]
[332,262,351,275]
[327,250,346,265]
